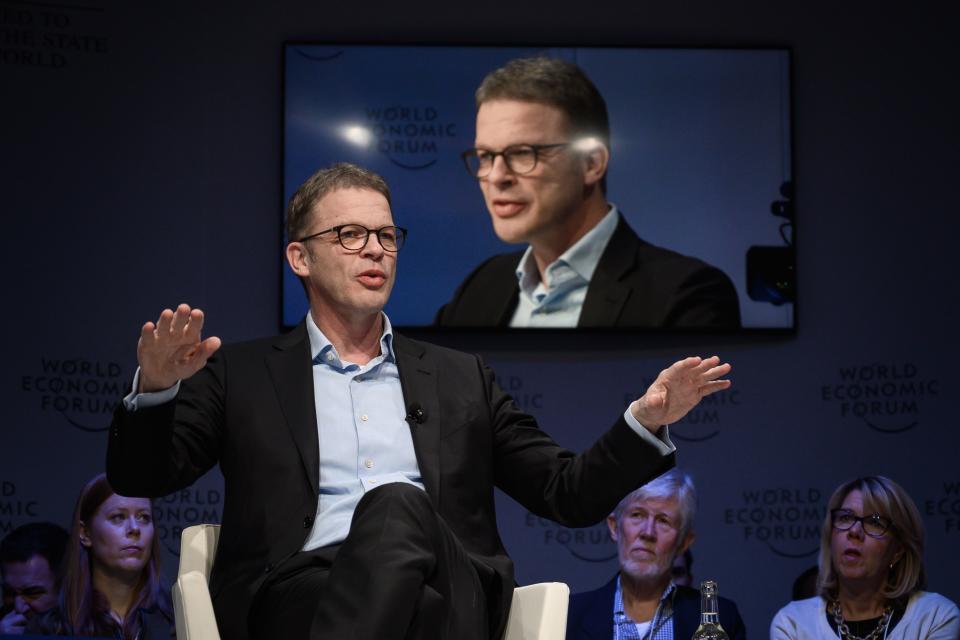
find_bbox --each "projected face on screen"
[283,45,795,332]
[473,100,592,249]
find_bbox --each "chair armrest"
[173,571,221,639]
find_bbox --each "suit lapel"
[492,280,520,326]
[471,252,522,326]
[393,334,441,508]
[265,322,319,499]
[578,215,637,327]
[671,587,698,640]
[577,576,618,639]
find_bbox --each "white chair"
[174,524,568,639]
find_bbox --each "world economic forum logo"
[21,357,126,432]
[363,106,457,170]
[0,481,43,536]
[923,480,960,535]
[496,374,544,412]
[820,362,939,434]
[723,486,825,558]
[155,488,223,557]
[524,513,617,563]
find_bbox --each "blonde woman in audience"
[771,476,958,640]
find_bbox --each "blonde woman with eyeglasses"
[771,476,958,640]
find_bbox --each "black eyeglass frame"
[297,224,408,252]
[460,142,571,178]
[830,508,894,538]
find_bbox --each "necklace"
[830,600,893,640]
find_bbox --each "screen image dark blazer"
[435,215,741,329]
[566,575,747,640]
[107,322,675,640]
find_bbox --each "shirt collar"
[614,574,677,621]
[306,312,395,368]
[514,204,620,291]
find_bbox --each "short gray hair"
[612,468,697,541]
[286,162,391,242]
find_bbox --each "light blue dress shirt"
[302,312,424,550]
[510,205,620,328]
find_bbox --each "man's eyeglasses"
[460,143,570,178]
[298,224,407,252]
[830,509,894,538]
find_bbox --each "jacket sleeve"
[722,597,747,640]
[106,350,226,498]
[480,354,675,527]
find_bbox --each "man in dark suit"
[435,57,740,329]
[567,470,746,640]
[107,163,733,640]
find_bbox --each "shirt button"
[369,479,377,485]
[364,459,374,469]
[360,414,369,422]
[325,352,334,361]
[303,515,314,529]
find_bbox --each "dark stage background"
[3,1,956,635]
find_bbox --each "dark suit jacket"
[567,576,747,640]
[435,215,741,328]
[107,324,675,640]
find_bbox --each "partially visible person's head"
[607,469,697,587]
[60,473,167,638]
[475,57,610,159]
[1,522,68,617]
[469,58,611,255]
[818,476,925,603]
[79,493,155,579]
[286,162,392,244]
[285,163,400,323]
[792,564,819,601]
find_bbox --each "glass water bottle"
[691,580,729,640]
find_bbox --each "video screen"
[283,45,794,331]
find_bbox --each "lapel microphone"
[405,403,426,425]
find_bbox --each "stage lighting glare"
[572,136,603,152]
[341,125,372,147]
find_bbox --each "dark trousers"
[248,483,491,640]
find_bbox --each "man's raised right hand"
[137,304,221,393]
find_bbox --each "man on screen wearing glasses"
[435,57,741,329]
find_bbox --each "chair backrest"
[178,523,220,577]
[503,582,570,640]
